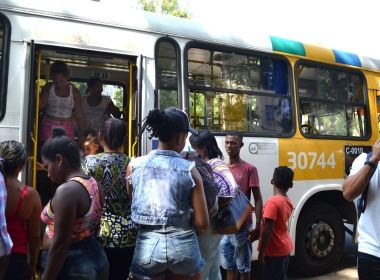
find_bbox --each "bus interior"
[26,45,139,199]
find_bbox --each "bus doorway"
[27,45,139,203]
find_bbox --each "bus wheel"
[294,202,345,276]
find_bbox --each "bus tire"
[294,202,345,276]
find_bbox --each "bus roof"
[2,0,380,72]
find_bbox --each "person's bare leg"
[240,271,250,280]
[226,270,238,280]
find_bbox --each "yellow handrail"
[128,62,133,157]
[32,51,42,189]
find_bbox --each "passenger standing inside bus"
[221,132,263,280]
[82,77,121,134]
[82,76,121,135]
[189,130,237,280]
[127,108,209,280]
[0,160,12,280]
[40,128,109,280]
[38,60,85,207]
[0,141,42,280]
[343,140,380,280]
[255,166,293,280]
[82,118,136,280]
[39,60,84,142]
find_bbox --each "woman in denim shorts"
[127,108,209,280]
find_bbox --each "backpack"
[181,151,219,218]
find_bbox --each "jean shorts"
[220,224,252,273]
[131,225,204,278]
[40,236,109,280]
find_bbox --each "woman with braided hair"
[127,108,209,280]
[0,141,42,280]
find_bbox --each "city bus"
[1,0,380,276]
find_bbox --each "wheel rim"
[306,221,335,258]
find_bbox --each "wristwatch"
[364,160,377,169]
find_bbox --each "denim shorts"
[41,236,109,280]
[131,225,204,278]
[220,224,252,273]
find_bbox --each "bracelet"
[365,161,377,169]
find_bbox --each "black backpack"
[181,151,219,218]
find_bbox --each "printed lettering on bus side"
[287,151,336,170]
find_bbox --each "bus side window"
[155,38,180,109]
[187,46,293,135]
[297,63,368,138]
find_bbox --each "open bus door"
[27,45,139,202]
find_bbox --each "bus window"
[297,63,368,138]
[155,38,180,109]
[0,14,10,120]
[187,46,292,135]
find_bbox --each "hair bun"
[51,127,66,138]
[147,109,167,126]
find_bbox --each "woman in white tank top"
[82,76,121,135]
[39,61,84,142]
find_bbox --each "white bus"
[1,0,380,276]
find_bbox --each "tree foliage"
[138,0,190,18]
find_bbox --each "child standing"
[254,166,294,280]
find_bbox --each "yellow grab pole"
[32,51,42,189]
[128,62,133,157]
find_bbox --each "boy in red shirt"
[255,166,294,280]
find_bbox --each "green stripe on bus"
[270,36,306,56]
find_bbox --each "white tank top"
[82,96,111,132]
[45,84,74,119]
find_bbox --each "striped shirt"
[208,158,237,198]
[0,172,12,256]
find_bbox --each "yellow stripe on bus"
[304,44,335,63]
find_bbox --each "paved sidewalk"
[297,267,357,280]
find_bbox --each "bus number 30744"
[287,152,336,170]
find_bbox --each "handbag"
[212,187,254,234]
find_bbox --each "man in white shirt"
[343,139,380,280]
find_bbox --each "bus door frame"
[130,54,142,157]
[27,41,41,189]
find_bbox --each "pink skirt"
[40,117,75,142]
